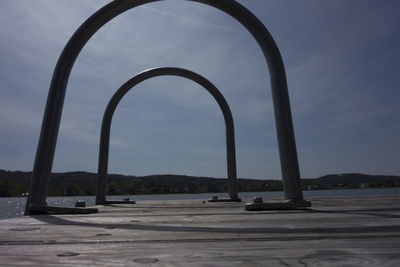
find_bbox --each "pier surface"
[1,195,400,266]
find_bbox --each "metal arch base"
[208,198,242,203]
[245,200,311,211]
[96,67,239,205]
[26,205,98,215]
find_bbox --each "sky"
[0,0,399,180]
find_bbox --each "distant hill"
[318,173,400,185]
[0,169,282,197]
[0,169,399,197]
[302,173,400,190]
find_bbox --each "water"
[1,188,400,220]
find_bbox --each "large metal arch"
[96,67,239,204]
[25,0,305,214]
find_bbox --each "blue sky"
[0,0,399,180]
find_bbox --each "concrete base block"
[26,205,98,215]
[245,200,311,211]
[208,198,242,203]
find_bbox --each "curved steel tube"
[96,67,239,204]
[26,0,304,214]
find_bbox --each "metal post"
[25,0,308,215]
[96,67,240,204]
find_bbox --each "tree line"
[0,170,282,197]
[1,169,399,197]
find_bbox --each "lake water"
[1,188,400,220]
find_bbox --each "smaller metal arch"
[96,67,239,205]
